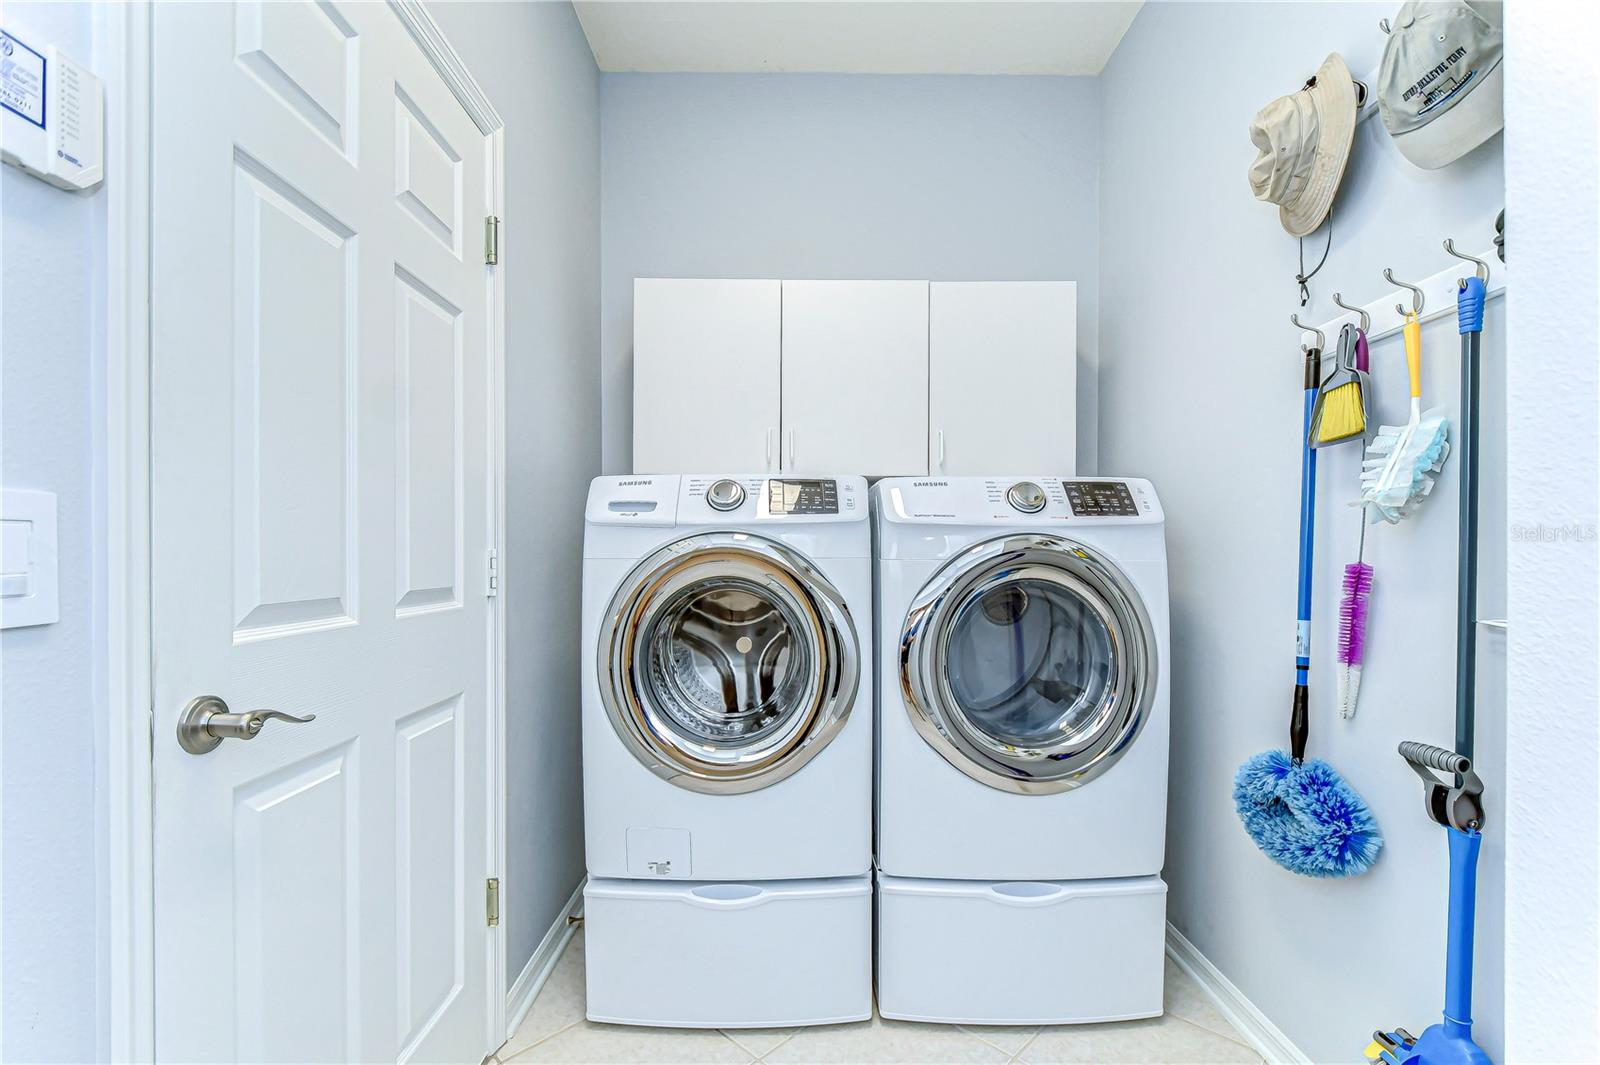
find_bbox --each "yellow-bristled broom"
[1307,323,1371,447]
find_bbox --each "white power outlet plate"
[1,488,59,629]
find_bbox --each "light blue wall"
[0,3,105,1060]
[600,73,1101,475]
[1098,4,1505,1061]
[427,0,601,986]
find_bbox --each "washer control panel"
[1005,481,1047,513]
[705,478,746,511]
[670,475,863,522]
[1063,481,1139,517]
[765,478,839,516]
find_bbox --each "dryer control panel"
[1063,480,1139,517]
[877,476,1161,525]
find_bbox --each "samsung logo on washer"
[911,481,949,487]
[616,479,653,487]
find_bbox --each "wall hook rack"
[1289,313,1325,353]
[1383,268,1425,317]
[1443,239,1492,284]
[1331,292,1370,333]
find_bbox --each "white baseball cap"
[1248,52,1360,238]
[1378,0,1504,170]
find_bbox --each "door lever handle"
[178,695,317,755]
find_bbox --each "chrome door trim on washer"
[599,531,860,794]
[899,533,1157,795]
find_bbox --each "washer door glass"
[900,535,1156,794]
[643,579,813,747]
[601,534,859,794]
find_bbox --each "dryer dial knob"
[1007,481,1047,514]
[706,479,746,512]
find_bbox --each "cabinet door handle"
[786,429,796,468]
[936,429,945,471]
[765,428,775,471]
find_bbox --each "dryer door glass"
[900,534,1157,794]
[600,533,860,794]
[944,579,1117,751]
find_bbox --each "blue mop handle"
[1291,348,1319,762]
[1443,826,1482,1037]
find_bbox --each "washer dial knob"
[1006,481,1047,514]
[706,479,746,512]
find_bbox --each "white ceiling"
[573,2,1144,76]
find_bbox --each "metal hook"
[1443,239,1491,284]
[1331,292,1371,333]
[1384,267,1425,318]
[1290,313,1325,352]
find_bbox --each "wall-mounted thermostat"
[1,27,104,191]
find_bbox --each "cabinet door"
[781,281,929,476]
[633,279,781,473]
[929,282,1076,475]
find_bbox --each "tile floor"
[492,930,1264,1064]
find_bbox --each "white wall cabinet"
[929,282,1076,475]
[632,278,1074,476]
[780,281,929,477]
[633,279,781,473]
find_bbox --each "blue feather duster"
[1234,750,1383,877]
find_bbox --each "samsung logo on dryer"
[911,481,949,487]
[616,479,653,486]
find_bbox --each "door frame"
[101,3,509,1058]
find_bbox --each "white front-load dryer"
[872,476,1171,1026]
[581,474,872,1028]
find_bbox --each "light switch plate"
[1,488,58,629]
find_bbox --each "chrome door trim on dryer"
[899,533,1157,795]
[600,531,860,794]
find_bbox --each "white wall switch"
[1,488,59,629]
[1,27,105,191]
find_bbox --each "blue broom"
[1234,328,1383,878]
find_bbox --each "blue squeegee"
[1234,326,1383,878]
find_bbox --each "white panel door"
[929,282,1077,475]
[633,278,781,473]
[781,281,929,476]
[151,4,494,1062]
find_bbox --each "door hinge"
[484,215,500,265]
[486,878,500,926]
[486,547,499,597]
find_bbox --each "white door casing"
[151,3,497,1061]
[780,280,930,476]
[929,282,1076,475]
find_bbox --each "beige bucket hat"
[1248,53,1360,237]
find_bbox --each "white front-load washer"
[582,474,872,1028]
[872,476,1171,1026]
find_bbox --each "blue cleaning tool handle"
[1443,827,1482,1035]
[1290,349,1318,763]
[1296,352,1318,680]
[1457,276,1486,334]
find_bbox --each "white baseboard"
[506,879,586,1040]
[1165,923,1311,1065]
